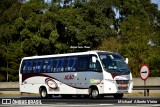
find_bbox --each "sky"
[45,0,160,10]
[43,0,160,11]
[151,0,160,10]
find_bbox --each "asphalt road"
[0,96,160,107]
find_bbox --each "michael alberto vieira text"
[118,99,158,104]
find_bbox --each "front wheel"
[90,88,99,99]
[113,93,124,99]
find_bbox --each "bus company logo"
[2,99,11,104]
[45,78,58,89]
[64,74,74,80]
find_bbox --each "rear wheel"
[40,87,51,98]
[113,94,124,99]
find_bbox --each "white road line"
[99,104,114,106]
[42,104,114,107]
[153,105,160,106]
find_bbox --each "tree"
[98,0,160,77]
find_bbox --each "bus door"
[76,55,103,95]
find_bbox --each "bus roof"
[22,50,114,60]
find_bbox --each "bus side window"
[89,55,102,72]
[22,60,28,74]
[71,57,77,71]
[27,60,33,73]
[33,59,38,73]
[54,58,59,72]
[77,56,89,71]
[65,57,70,71]
[43,58,53,73]
[48,58,53,73]
[56,58,65,72]
[38,59,43,73]
[65,57,77,72]
[60,58,65,72]
[43,59,48,73]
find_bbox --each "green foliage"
[0,75,6,82]
[0,0,160,81]
[98,0,160,77]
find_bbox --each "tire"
[113,93,124,99]
[40,87,50,99]
[90,88,99,99]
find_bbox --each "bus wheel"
[90,88,99,99]
[40,87,48,98]
[113,94,123,99]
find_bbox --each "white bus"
[19,50,133,99]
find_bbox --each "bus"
[19,50,133,99]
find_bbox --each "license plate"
[121,84,126,87]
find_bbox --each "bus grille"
[116,80,129,84]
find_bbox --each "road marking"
[99,104,114,106]
[153,105,160,106]
[39,104,115,107]
[46,104,98,107]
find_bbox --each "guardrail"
[133,85,160,96]
[0,88,19,91]
[133,85,160,90]
[0,86,160,96]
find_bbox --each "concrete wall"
[133,77,160,86]
[0,82,19,88]
[0,82,20,94]
[0,77,160,94]
[133,77,160,93]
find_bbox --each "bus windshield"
[99,53,130,73]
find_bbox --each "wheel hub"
[42,90,46,97]
[92,90,98,98]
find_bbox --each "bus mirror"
[125,58,128,64]
[92,56,96,63]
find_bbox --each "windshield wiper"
[117,68,128,72]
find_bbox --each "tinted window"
[57,58,65,72]
[21,59,44,74]
[65,57,77,72]
[32,59,44,73]
[21,60,28,73]
[33,59,38,73]
[37,59,43,73]
[89,55,102,71]
[43,58,53,73]
[27,60,33,73]
[99,53,130,73]
[77,56,89,71]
